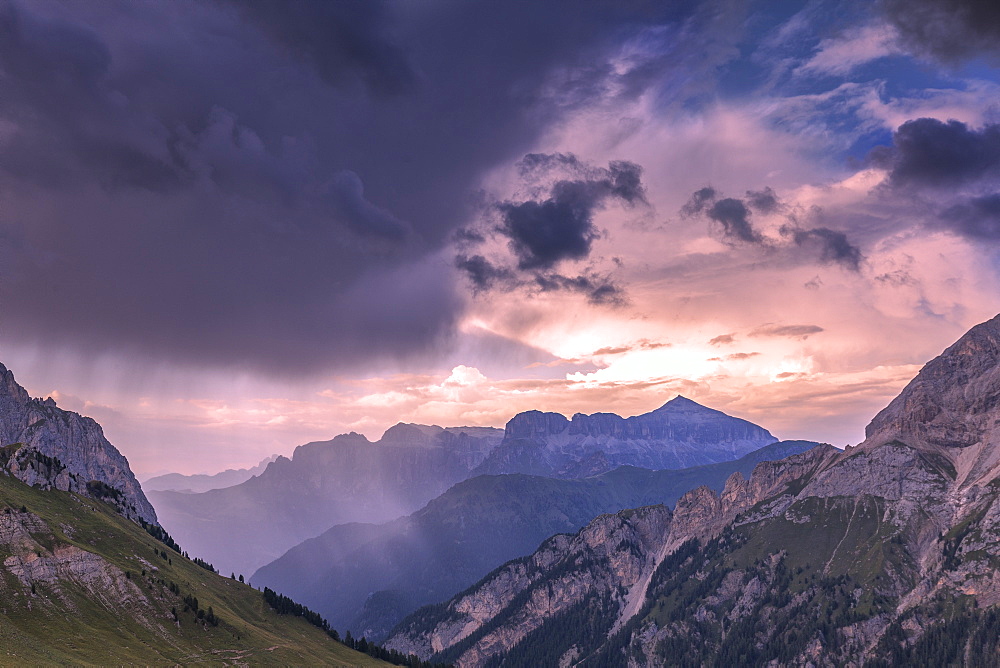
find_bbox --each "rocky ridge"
[0,363,155,524]
[474,396,778,477]
[385,445,836,664]
[385,314,1000,666]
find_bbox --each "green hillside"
[0,472,391,666]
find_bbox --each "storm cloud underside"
[0,0,689,373]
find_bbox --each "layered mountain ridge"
[251,439,818,642]
[150,422,505,576]
[152,397,776,576]
[0,363,156,524]
[475,396,778,477]
[386,314,1000,666]
[142,454,279,494]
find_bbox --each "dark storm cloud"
[499,160,646,271]
[455,155,643,304]
[869,118,1000,188]
[745,187,781,214]
[883,0,1000,64]
[454,255,516,293]
[326,170,411,239]
[476,156,645,273]
[784,227,863,271]
[0,3,183,191]
[222,0,416,97]
[499,190,601,270]
[453,254,624,305]
[680,186,717,216]
[534,272,627,306]
[681,187,764,244]
[707,198,762,244]
[941,194,1000,241]
[0,0,689,373]
[682,186,863,270]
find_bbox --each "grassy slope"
[0,473,389,666]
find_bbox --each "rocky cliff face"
[0,363,156,524]
[386,504,673,666]
[866,314,1000,452]
[386,314,1000,666]
[475,396,777,477]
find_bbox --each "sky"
[2,0,1000,476]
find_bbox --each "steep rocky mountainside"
[474,396,777,477]
[386,314,1000,666]
[142,454,279,493]
[0,363,155,524]
[252,440,817,642]
[0,471,390,665]
[150,423,504,577]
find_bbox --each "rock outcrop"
[0,363,156,524]
[475,396,777,477]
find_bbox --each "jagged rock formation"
[385,314,1000,666]
[150,423,504,577]
[474,396,777,477]
[251,440,817,642]
[142,454,279,493]
[0,363,156,524]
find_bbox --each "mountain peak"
[0,362,29,403]
[865,313,1000,449]
[656,395,709,411]
[0,361,156,524]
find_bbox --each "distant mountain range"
[142,454,279,493]
[386,314,1000,666]
[251,440,818,641]
[149,424,504,576]
[151,398,778,577]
